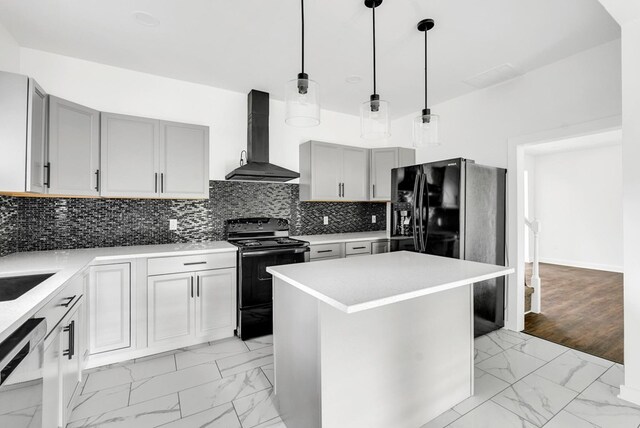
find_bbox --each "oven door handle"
[241,247,309,258]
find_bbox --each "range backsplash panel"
[0,181,386,255]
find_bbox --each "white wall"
[389,39,622,169]
[0,22,20,73]
[532,145,623,272]
[523,154,537,262]
[18,48,366,181]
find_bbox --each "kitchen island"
[267,251,514,428]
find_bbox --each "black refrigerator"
[390,158,507,337]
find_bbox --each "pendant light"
[413,19,440,147]
[360,0,390,140]
[285,0,320,127]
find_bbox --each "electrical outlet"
[372,215,377,224]
[169,219,178,230]
[323,216,329,225]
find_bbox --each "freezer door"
[464,163,507,336]
[423,159,462,258]
[390,164,422,252]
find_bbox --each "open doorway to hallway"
[521,129,624,363]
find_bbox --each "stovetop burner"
[226,218,309,251]
[237,240,262,247]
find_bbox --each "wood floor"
[524,263,624,364]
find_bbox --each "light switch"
[169,219,178,230]
[323,216,329,225]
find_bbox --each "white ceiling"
[526,129,622,156]
[0,0,620,118]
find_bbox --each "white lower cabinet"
[148,268,236,347]
[42,327,61,428]
[372,241,390,254]
[310,239,390,261]
[88,263,131,354]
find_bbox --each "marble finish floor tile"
[67,394,181,428]
[174,338,249,370]
[512,336,569,362]
[534,349,612,392]
[0,382,42,414]
[83,354,176,394]
[473,348,492,364]
[544,410,600,427]
[448,400,536,428]
[129,362,221,405]
[217,347,274,377]
[159,403,241,428]
[600,363,625,388]
[565,378,640,427]
[491,373,578,426]
[68,383,131,422]
[453,368,510,415]
[419,409,460,428]
[252,417,287,428]
[233,388,279,428]
[476,348,546,384]
[261,364,274,386]
[0,405,40,428]
[179,368,271,417]
[245,335,273,351]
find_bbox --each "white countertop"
[0,242,237,343]
[268,251,514,314]
[292,231,388,245]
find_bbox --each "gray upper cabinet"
[0,72,48,193]
[300,141,369,202]
[342,146,369,201]
[48,96,100,196]
[101,113,209,199]
[100,113,160,198]
[159,121,209,199]
[370,147,416,201]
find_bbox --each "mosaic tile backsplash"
[0,181,386,257]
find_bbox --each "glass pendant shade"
[413,110,439,147]
[360,96,390,140]
[285,75,320,127]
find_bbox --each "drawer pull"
[317,250,333,254]
[60,296,76,308]
[352,246,367,250]
[184,261,207,266]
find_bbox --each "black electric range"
[226,218,309,340]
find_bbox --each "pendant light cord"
[301,0,305,74]
[424,28,428,109]
[372,2,377,95]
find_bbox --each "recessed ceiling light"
[346,75,362,84]
[132,11,160,27]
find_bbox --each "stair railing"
[525,218,542,313]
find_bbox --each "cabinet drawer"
[345,241,372,256]
[310,243,343,260]
[36,274,83,339]
[148,252,236,276]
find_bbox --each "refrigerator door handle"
[412,172,421,251]
[418,173,427,253]
[421,173,430,253]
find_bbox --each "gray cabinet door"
[48,96,100,196]
[311,142,342,200]
[159,121,209,199]
[342,146,369,201]
[26,78,48,193]
[370,148,398,201]
[100,113,159,198]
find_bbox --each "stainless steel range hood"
[225,90,300,182]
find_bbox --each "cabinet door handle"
[43,162,51,188]
[60,295,76,307]
[372,184,375,198]
[161,173,164,193]
[155,173,158,193]
[197,276,200,297]
[95,169,100,192]
[190,276,194,298]
[62,320,75,360]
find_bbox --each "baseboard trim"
[538,258,623,273]
[620,384,640,406]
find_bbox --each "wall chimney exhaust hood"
[225,90,300,182]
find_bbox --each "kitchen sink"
[0,273,55,302]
